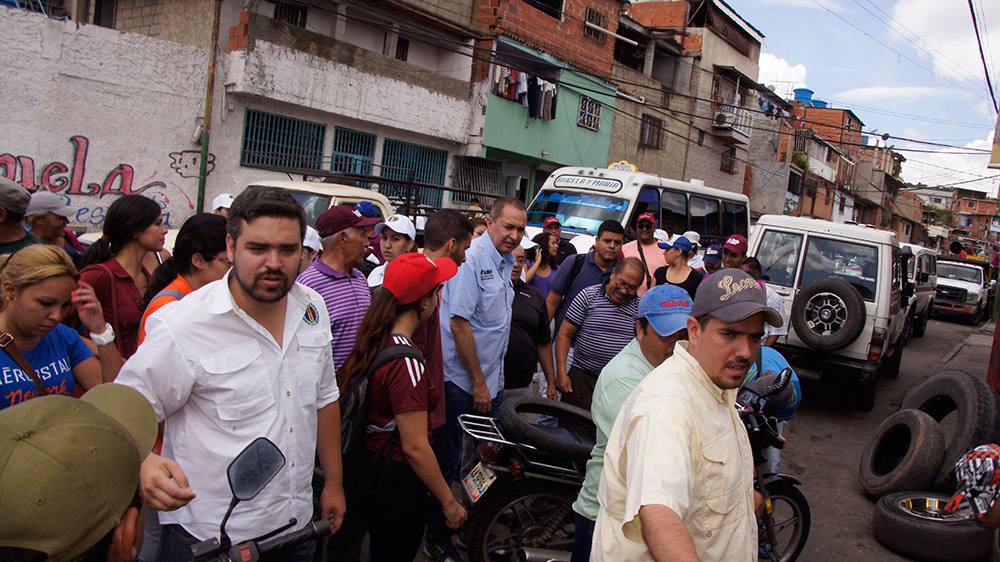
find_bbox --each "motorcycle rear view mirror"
[228,437,286,501]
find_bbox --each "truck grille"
[936,286,968,303]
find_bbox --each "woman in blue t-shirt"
[0,245,121,410]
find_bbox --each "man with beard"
[594,269,781,562]
[116,187,346,561]
[298,205,379,371]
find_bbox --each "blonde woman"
[0,245,121,409]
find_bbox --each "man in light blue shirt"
[426,197,526,562]
[571,284,692,562]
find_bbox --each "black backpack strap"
[567,253,587,290]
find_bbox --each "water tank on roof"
[812,99,828,108]
[793,88,814,104]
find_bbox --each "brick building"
[951,188,999,241]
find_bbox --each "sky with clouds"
[724,0,1000,196]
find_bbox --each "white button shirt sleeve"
[116,314,195,423]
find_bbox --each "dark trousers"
[560,365,599,433]
[159,523,315,562]
[570,513,595,562]
[425,381,505,546]
[362,460,430,562]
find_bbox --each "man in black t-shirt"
[543,216,578,267]
[504,244,556,399]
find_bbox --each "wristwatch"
[91,323,116,347]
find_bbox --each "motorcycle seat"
[531,424,596,451]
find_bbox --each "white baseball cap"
[683,230,701,247]
[25,191,73,218]
[303,226,322,252]
[374,214,416,239]
[212,193,234,211]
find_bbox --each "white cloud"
[899,132,999,197]
[758,53,808,97]
[889,0,1000,85]
[833,86,960,103]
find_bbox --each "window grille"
[241,110,325,170]
[583,8,606,43]
[578,96,602,131]
[453,157,503,205]
[380,139,447,207]
[274,3,307,27]
[331,127,376,175]
[395,37,410,61]
[640,114,664,149]
[793,129,809,152]
[720,145,736,174]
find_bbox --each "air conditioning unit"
[713,111,734,129]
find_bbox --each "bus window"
[661,190,687,236]
[722,201,749,239]
[629,187,660,237]
[690,196,721,246]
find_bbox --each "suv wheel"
[912,305,930,338]
[792,279,867,351]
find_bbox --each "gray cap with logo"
[692,268,783,327]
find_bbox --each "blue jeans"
[570,513,595,562]
[425,382,504,546]
[159,523,316,562]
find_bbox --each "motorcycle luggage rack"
[458,414,537,450]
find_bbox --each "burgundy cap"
[543,217,561,227]
[383,253,458,305]
[722,234,748,254]
[637,212,656,225]
[315,205,380,237]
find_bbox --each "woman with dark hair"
[525,231,559,297]
[137,213,229,343]
[652,235,704,298]
[337,253,465,562]
[79,195,166,359]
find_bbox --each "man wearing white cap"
[683,231,705,271]
[211,193,234,217]
[367,214,417,287]
[300,226,322,275]
[24,190,83,265]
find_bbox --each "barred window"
[720,145,736,174]
[380,139,448,207]
[583,8,607,43]
[241,110,325,170]
[640,114,664,149]
[274,3,307,28]
[578,96,602,131]
[395,37,410,61]
[331,127,376,175]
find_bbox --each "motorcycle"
[190,437,332,562]
[459,372,810,562]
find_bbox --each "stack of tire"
[858,369,999,562]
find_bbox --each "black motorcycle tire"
[899,369,1000,491]
[858,409,946,498]
[872,492,993,562]
[498,395,596,461]
[761,482,811,562]
[466,478,578,562]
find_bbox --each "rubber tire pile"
[857,369,999,561]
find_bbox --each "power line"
[968,0,999,113]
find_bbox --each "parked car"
[749,215,910,410]
[901,243,937,338]
[245,180,394,225]
[933,256,993,325]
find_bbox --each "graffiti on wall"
[0,136,213,229]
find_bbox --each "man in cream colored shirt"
[594,268,782,562]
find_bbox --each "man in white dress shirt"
[117,186,345,561]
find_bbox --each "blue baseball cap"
[355,200,380,218]
[639,285,692,336]
[703,244,722,264]
[658,235,693,253]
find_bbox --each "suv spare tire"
[791,278,866,351]
[859,409,945,498]
[872,491,993,562]
[498,395,596,461]
[899,369,1000,491]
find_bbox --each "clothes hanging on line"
[493,65,558,120]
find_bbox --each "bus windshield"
[526,190,629,234]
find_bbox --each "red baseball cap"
[315,205,380,237]
[543,217,561,227]
[383,253,458,305]
[637,212,656,225]
[722,234,748,254]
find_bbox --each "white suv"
[933,257,992,324]
[749,216,909,410]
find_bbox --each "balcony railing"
[713,103,753,143]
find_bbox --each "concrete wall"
[0,7,209,230]
[747,114,790,216]
[683,130,746,193]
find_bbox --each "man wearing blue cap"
[570,284,693,562]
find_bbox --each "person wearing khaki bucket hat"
[0,383,157,562]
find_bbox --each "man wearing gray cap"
[593,268,782,562]
[0,178,41,254]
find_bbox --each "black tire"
[882,345,903,379]
[466,478,578,562]
[899,369,1000,491]
[791,279,866,351]
[855,379,879,412]
[967,305,983,326]
[912,307,929,337]
[760,482,810,562]
[858,409,946,498]
[872,491,993,562]
[498,395,596,461]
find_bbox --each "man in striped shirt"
[297,205,379,371]
[555,257,644,417]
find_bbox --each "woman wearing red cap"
[337,252,465,561]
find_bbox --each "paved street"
[783,316,996,561]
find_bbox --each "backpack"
[339,343,426,455]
